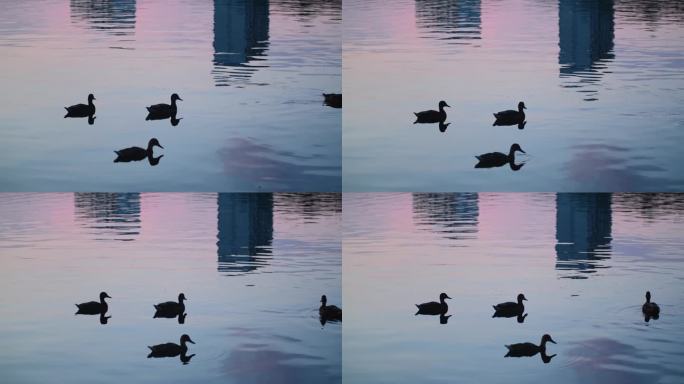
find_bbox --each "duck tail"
[146,107,151,112]
[153,304,159,310]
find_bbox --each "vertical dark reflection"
[415,0,482,44]
[555,193,612,278]
[74,193,141,241]
[216,193,273,274]
[412,193,478,241]
[70,0,137,36]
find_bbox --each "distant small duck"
[642,291,660,317]
[493,293,527,318]
[114,138,164,163]
[64,93,96,118]
[475,143,526,170]
[146,93,182,117]
[154,293,186,317]
[323,93,342,108]
[415,292,450,315]
[147,334,195,360]
[75,291,110,315]
[493,101,526,126]
[319,295,342,321]
[505,334,556,359]
[414,101,449,123]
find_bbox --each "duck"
[475,143,526,169]
[323,93,342,108]
[147,334,195,359]
[146,93,182,117]
[505,334,556,358]
[154,293,186,317]
[64,94,96,118]
[114,138,163,163]
[493,101,526,126]
[493,293,527,318]
[414,101,449,123]
[319,295,342,321]
[642,291,660,316]
[75,291,110,315]
[415,292,450,315]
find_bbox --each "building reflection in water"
[415,0,481,45]
[216,193,273,274]
[412,193,478,241]
[74,193,141,241]
[274,193,342,221]
[70,0,137,37]
[212,0,270,87]
[558,0,614,101]
[555,193,612,278]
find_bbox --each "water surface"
[343,193,684,383]
[0,193,341,383]
[0,0,341,191]
[343,0,684,191]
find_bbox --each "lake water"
[343,193,684,384]
[0,0,341,191]
[343,0,684,191]
[0,193,341,383]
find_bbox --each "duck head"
[438,100,450,109]
[517,293,528,304]
[178,312,187,324]
[88,94,96,102]
[517,313,528,323]
[180,334,195,345]
[518,101,526,111]
[320,295,328,306]
[100,291,111,301]
[148,154,163,166]
[171,116,182,126]
[178,293,187,303]
[439,292,452,302]
[439,121,450,133]
[171,93,183,102]
[645,291,651,303]
[510,143,526,155]
[541,334,556,346]
[148,138,164,151]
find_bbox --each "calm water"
[0,193,341,383]
[343,193,684,384]
[343,0,684,191]
[0,0,341,191]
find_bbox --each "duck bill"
[157,144,164,149]
[549,338,557,344]
[519,149,526,154]
[105,294,112,298]
[178,98,183,101]
[445,103,451,108]
[445,295,452,300]
[188,338,195,344]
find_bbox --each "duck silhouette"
[146,93,182,118]
[114,138,164,165]
[493,293,527,318]
[475,143,526,170]
[415,293,450,315]
[65,93,96,118]
[323,93,342,108]
[493,101,526,126]
[642,291,660,322]
[414,101,449,123]
[154,293,186,318]
[147,334,195,364]
[319,295,342,323]
[505,334,556,363]
[75,291,110,315]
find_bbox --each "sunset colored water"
[343,193,684,383]
[343,0,684,191]
[0,193,341,383]
[0,0,341,191]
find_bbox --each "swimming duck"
[64,94,96,118]
[493,101,526,126]
[323,93,342,108]
[75,291,110,315]
[146,93,182,117]
[154,293,186,317]
[319,295,342,321]
[475,143,526,169]
[505,334,556,358]
[493,293,527,318]
[642,291,660,316]
[414,101,449,123]
[114,138,164,163]
[415,293,450,315]
[147,334,195,359]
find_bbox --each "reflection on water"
[416,0,481,44]
[74,193,141,241]
[212,0,270,87]
[217,193,273,274]
[555,193,612,279]
[0,193,340,384]
[343,193,684,384]
[558,0,615,101]
[70,0,136,38]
